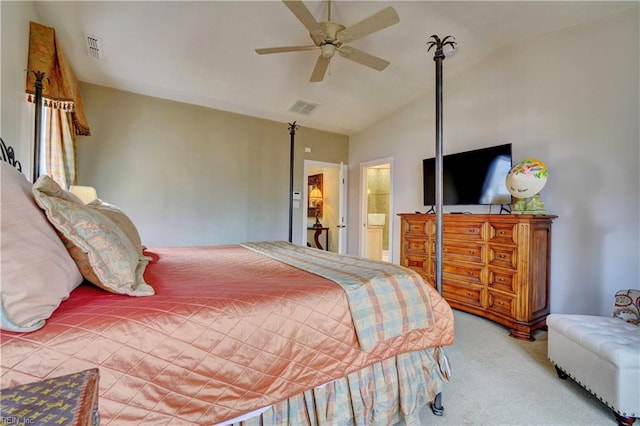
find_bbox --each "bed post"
[431,392,444,416]
[427,35,456,295]
[287,121,299,243]
[29,70,46,183]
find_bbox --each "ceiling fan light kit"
[256,0,400,82]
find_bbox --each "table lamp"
[506,158,548,214]
[69,185,98,203]
[309,186,323,228]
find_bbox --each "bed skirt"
[227,347,450,426]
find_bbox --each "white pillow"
[0,162,83,332]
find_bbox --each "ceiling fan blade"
[337,46,390,71]
[336,6,399,44]
[283,1,324,38]
[255,45,318,55]
[310,55,331,82]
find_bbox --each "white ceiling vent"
[288,100,320,116]
[84,34,104,59]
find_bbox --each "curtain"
[26,21,91,136]
[25,21,90,187]
[42,107,76,188]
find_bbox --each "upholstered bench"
[548,289,640,426]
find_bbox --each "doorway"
[360,158,393,262]
[302,160,347,254]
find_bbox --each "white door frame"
[303,160,347,253]
[359,157,394,260]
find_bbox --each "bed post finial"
[426,35,456,295]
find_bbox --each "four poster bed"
[1,131,454,424]
[1,17,456,424]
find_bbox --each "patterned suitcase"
[0,369,99,425]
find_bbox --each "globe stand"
[513,193,547,215]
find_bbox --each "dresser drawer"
[488,221,517,245]
[403,219,429,236]
[404,238,427,254]
[402,254,427,272]
[488,245,517,269]
[443,241,485,264]
[488,268,517,293]
[442,263,484,286]
[443,220,484,241]
[487,291,516,317]
[443,283,483,308]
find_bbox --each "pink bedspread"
[1,245,454,425]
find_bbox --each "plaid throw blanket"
[241,241,435,351]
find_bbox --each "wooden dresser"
[399,213,556,340]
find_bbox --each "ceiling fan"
[255,0,400,82]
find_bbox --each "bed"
[0,142,455,425]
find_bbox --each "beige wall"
[348,9,640,316]
[76,83,348,247]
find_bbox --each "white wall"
[348,9,639,316]
[1,1,39,178]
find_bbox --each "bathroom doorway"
[360,158,393,262]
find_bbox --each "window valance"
[25,21,91,136]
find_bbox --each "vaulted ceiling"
[33,1,636,135]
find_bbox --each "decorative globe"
[506,158,548,199]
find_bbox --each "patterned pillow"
[0,162,83,332]
[86,199,144,256]
[613,289,640,325]
[32,175,154,297]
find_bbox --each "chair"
[547,289,640,426]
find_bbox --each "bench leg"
[554,365,568,380]
[614,413,636,426]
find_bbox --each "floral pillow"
[86,199,144,256]
[613,289,640,325]
[32,175,154,297]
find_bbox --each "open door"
[303,160,345,253]
[360,158,393,262]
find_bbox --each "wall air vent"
[84,34,104,59]
[288,100,320,116]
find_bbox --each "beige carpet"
[418,309,614,425]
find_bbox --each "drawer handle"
[499,254,505,258]
[467,292,473,297]
[497,301,504,306]
[468,250,474,254]
[498,277,504,282]
[499,230,505,235]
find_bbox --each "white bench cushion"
[547,314,640,368]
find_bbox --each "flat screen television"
[423,143,512,206]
